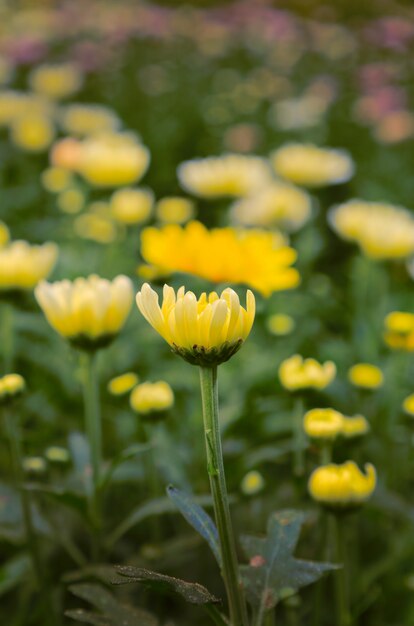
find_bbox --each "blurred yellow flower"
[308,461,376,508]
[271,143,354,187]
[0,90,53,126]
[0,221,10,247]
[29,63,83,99]
[303,408,344,440]
[402,393,414,416]
[231,182,312,231]
[156,196,195,224]
[77,132,150,187]
[0,241,58,291]
[45,446,70,463]
[177,154,272,198]
[110,187,154,224]
[266,313,295,336]
[136,283,255,366]
[57,188,85,214]
[329,200,414,260]
[140,221,299,297]
[74,213,117,244]
[0,373,26,405]
[130,381,174,414]
[240,470,265,495]
[41,166,73,193]
[35,274,133,350]
[108,372,139,396]
[341,415,370,438]
[279,354,336,391]
[50,137,83,171]
[23,456,47,474]
[59,103,120,136]
[10,112,55,152]
[348,363,384,389]
[384,311,414,351]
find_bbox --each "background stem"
[1,302,15,372]
[332,513,351,626]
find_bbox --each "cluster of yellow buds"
[279,354,336,391]
[304,408,369,441]
[308,461,376,511]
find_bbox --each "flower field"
[1,2,414,625]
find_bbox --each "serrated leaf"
[113,566,220,605]
[240,510,337,611]
[167,485,221,566]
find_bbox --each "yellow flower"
[177,154,272,198]
[0,373,25,405]
[74,213,117,244]
[130,381,174,414]
[108,372,139,396]
[45,446,70,463]
[35,274,133,350]
[156,196,195,224]
[348,363,383,389]
[59,103,120,136]
[50,137,83,171]
[384,311,414,351]
[271,143,354,187]
[77,132,150,187]
[29,63,83,99]
[0,241,58,292]
[110,187,154,224]
[23,456,47,474]
[41,167,73,193]
[57,188,85,214]
[231,182,312,232]
[241,470,265,495]
[341,415,370,438]
[308,461,376,509]
[329,200,414,259]
[266,313,295,336]
[140,221,299,297]
[0,221,10,247]
[279,354,336,391]
[136,283,255,365]
[303,408,344,440]
[403,393,414,416]
[10,112,55,152]
[0,90,53,126]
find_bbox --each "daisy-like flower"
[0,241,58,293]
[35,275,133,350]
[136,283,255,366]
[303,408,344,441]
[308,461,376,510]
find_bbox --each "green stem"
[80,351,103,559]
[204,604,230,626]
[332,514,351,626]
[320,443,332,465]
[199,366,248,626]
[293,396,305,477]
[1,302,15,372]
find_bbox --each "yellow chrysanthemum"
[266,313,295,336]
[74,213,117,244]
[0,90,54,126]
[303,408,344,440]
[108,372,139,396]
[29,63,83,99]
[10,112,55,152]
[231,182,312,232]
[341,415,370,438]
[348,363,384,389]
[136,283,255,366]
[240,470,265,495]
[0,373,26,405]
[402,393,414,416]
[0,221,10,247]
[329,200,414,260]
[279,354,336,391]
[383,311,414,351]
[140,221,299,297]
[130,381,174,414]
[271,143,354,187]
[77,132,150,187]
[177,154,272,198]
[41,167,73,193]
[156,196,195,224]
[59,103,120,136]
[0,241,58,291]
[35,274,133,350]
[308,461,376,509]
[110,187,154,225]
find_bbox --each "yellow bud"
[0,373,26,405]
[241,470,265,495]
[130,381,174,415]
[267,313,295,336]
[108,372,139,396]
[308,461,376,510]
[341,415,370,438]
[0,241,58,292]
[45,446,70,463]
[156,196,195,224]
[279,354,336,391]
[110,187,154,224]
[303,408,344,441]
[348,363,384,389]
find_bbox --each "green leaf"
[167,485,222,566]
[113,566,220,605]
[100,444,151,491]
[0,553,31,596]
[68,583,157,626]
[26,483,88,519]
[240,510,337,610]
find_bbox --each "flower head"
[241,470,265,496]
[0,373,26,405]
[266,313,295,336]
[308,461,376,510]
[110,187,154,225]
[10,112,55,152]
[29,63,83,99]
[271,143,354,187]
[130,381,174,415]
[0,241,58,292]
[348,363,384,389]
[403,393,414,416]
[45,446,70,464]
[59,103,120,136]
[329,200,414,260]
[35,274,133,350]
[136,283,255,366]
[341,415,370,438]
[279,354,336,391]
[108,372,139,396]
[384,311,414,351]
[303,408,344,441]
[140,221,299,297]
[156,197,195,224]
[177,154,272,198]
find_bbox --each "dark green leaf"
[113,566,220,605]
[0,553,31,596]
[241,510,337,610]
[167,485,221,566]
